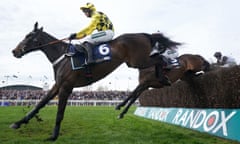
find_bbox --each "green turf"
[0,106,238,144]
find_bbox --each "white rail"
[0,99,139,106]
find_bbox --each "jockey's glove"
[68,33,77,40]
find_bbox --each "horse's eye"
[26,32,35,38]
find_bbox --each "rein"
[50,38,71,67]
[33,38,68,49]
[30,38,69,67]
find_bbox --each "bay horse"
[116,54,210,118]
[11,22,209,141]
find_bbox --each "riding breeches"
[84,30,114,44]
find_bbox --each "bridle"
[30,38,68,49]
[19,37,68,54]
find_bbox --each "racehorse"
[116,54,210,118]
[11,22,209,141]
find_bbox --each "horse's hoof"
[115,106,121,110]
[10,123,20,129]
[45,136,57,142]
[118,114,124,119]
[115,104,123,110]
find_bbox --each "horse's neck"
[40,34,67,63]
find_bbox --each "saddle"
[67,43,111,70]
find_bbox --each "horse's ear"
[34,22,38,31]
[39,27,43,31]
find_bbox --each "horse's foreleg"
[118,84,148,119]
[115,83,143,110]
[46,87,72,141]
[10,84,59,129]
[115,93,135,110]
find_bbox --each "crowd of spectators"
[0,89,130,101]
[69,91,129,100]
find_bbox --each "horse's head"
[12,22,44,58]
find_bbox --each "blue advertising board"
[134,107,240,142]
[0,101,10,106]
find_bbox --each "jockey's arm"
[76,16,98,39]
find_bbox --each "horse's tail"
[144,33,182,48]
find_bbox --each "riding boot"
[165,58,180,70]
[155,64,171,86]
[161,55,180,70]
[82,42,94,64]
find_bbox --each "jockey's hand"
[68,33,76,40]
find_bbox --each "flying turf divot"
[134,107,240,142]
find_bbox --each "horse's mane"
[41,31,61,43]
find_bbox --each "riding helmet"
[80,3,96,11]
[214,52,222,58]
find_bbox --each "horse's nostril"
[12,50,18,55]
[12,49,21,58]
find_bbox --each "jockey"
[157,47,180,86]
[150,33,180,69]
[214,52,222,64]
[150,33,180,86]
[160,47,179,69]
[222,56,237,67]
[214,52,237,67]
[67,2,115,64]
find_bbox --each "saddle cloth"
[68,43,111,70]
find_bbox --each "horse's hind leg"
[47,87,72,141]
[10,84,59,129]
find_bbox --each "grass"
[0,106,239,144]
